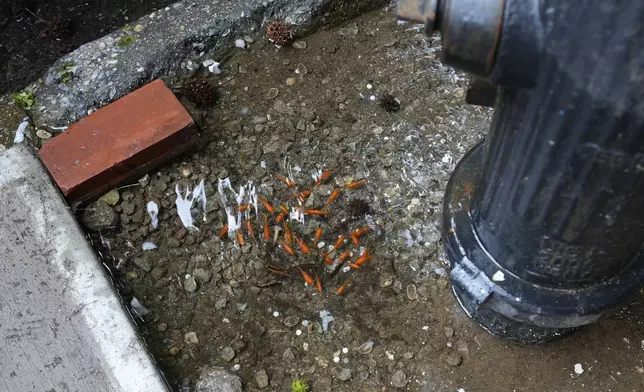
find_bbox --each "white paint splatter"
[492,270,506,282]
[146,201,159,229]
[289,206,305,224]
[235,39,246,48]
[142,241,157,251]
[130,297,150,318]
[311,169,323,182]
[13,117,30,143]
[175,185,198,231]
[192,179,207,221]
[202,59,221,74]
[319,310,334,332]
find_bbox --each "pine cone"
[266,20,294,46]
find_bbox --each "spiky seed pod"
[266,20,294,46]
[183,77,216,107]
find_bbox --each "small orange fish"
[219,224,229,239]
[315,275,323,294]
[336,281,349,295]
[246,219,255,238]
[333,235,345,250]
[354,227,371,237]
[275,211,287,223]
[263,215,270,241]
[322,252,334,265]
[280,240,295,255]
[277,174,297,187]
[295,236,310,254]
[303,209,329,216]
[297,266,314,285]
[267,266,289,277]
[355,249,372,265]
[338,250,351,261]
[314,227,323,244]
[236,230,245,246]
[325,188,341,206]
[346,179,366,189]
[260,197,275,214]
[239,204,249,212]
[313,170,333,187]
[279,205,289,214]
[298,190,312,202]
[283,221,292,243]
[350,232,359,246]
[348,262,361,270]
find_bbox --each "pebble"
[36,129,52,140]
[133,257,152,272]
[574,363,584,375]
[215,298,227,310]
[391,369,408,389]
[100,189,120,206]
[336,368,351,381]
[358,340,374,355]
[286,77,297,86]
[175,227,188,240]
[99,42,106,50]
[167,238,181,248]
[444,326,455,338]
[267,88,279,99]
[379,275,394,288]
[406,284,418,300]
[392,280,403,294]
[193,268,212,283]
[184,275,198,293]
[255,369,269,388]
[157,323,168,332]
[342,347,349,354]
[81,201,119,231]
[133,24,144,32]
[403,351,414,360]
[232,263,245,276]
[184,332,199,345]
[283,348,295,361]
[168,347,180,356]
[284,316,300,327]
[292,40,307,49]
[150,267,166,281]
[221,346,236,362]
[295,63,308,75]
[456,341,470,357]
[131,209,144,223]
[444,353,462,367]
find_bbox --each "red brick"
[39,79,198,202]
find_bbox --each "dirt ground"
[0,0,175,94]
[87,8,644,392]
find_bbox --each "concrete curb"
[0,145,169,391]
[28,0,390,129]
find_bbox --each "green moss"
[291,378,309,392]
[57,62,77,85]
[117,36,136,47]
[12,91,36,109]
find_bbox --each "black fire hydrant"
[398,0,644,343]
